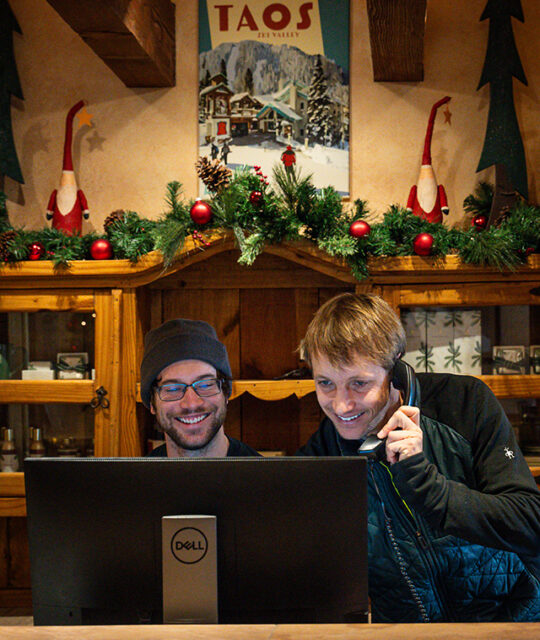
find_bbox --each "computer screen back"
[25,457,368,625]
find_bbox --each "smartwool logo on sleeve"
[171,527,209,564]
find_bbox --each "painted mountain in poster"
[198,0,350,196]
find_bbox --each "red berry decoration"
[349,220,371,238]
[472,214,488,230]
[249,190,263,206]
[413,232,434,256]
[190,200,212,225]
[28,241,45,260]
[90,238,113,260]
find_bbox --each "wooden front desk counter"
[0,624,539,639]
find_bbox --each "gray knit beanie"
[140,319,232,408]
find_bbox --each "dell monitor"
[24,457,368,625]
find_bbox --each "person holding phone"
[296,292,540,622]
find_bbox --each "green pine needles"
[0,172,538,277]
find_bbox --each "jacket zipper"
[368,461,430,622]
[377,461,454,621]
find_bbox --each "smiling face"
[311,351,401,440]
[151,359,228,456]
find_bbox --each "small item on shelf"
[1,427,19,472]
[56,437,79,457]
[530,346,540,375]
[492,345,527,374]
[28,427,46,457]
[56,352,89,379]
[21,360,55,380]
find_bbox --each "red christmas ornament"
[28,241,45,260]
[413,233,434,256]
[349,220,371,238]
[472,214,488,230]
[90,238,113,260]
[249,190,263,205]
[190,200,212,225]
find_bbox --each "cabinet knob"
[90,386,110,409]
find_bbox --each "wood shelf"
[231,380,316,401]
[0,238,538,290]
[0,380,95,404]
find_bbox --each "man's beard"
[160,405,227,452]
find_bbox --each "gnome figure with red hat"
[406,96,451,224]
[46,100,89,235]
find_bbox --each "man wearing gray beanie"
[141,318,259,458]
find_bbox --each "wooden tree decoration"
[476,0,528,227]
[0,0,24,184]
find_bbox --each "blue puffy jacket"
[297,373,540,622]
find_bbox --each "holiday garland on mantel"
[0,164,538,280]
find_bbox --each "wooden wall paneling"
[148,289,163,333]
[161,288,242,442]
[318,287,355,308]
[295,289,322,450]
[119,289,143,456]
[156,251,351,290]
[161,288,241,375]
[240,289,302,453]
[6,518,30,589]
[93,290,122,456]
[240,394,299,454]
[0,518,7,587]
[398,283,540,307]
[240,289,298,379]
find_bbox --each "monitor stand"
[162,515,218,623]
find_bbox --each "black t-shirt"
[147,436,260,457]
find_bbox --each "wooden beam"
[367,0,426,82]
[46,0,175,87]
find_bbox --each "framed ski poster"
[198,1,350,196]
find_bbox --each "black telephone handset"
[357,359,419,460]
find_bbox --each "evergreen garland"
[0,170,538,279]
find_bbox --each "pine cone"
[0,230,16,262]
[196,156,231,193]
[104,209,126,233]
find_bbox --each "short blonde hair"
[299,292,406,371]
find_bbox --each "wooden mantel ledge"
[0,233,538,289]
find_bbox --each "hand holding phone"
[357,360,419,461]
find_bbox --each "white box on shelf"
[21,369,56,380]
[27,360,53,370]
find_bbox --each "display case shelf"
[0,380,95,404]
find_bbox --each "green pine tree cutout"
[471,340,483,369]
[444,311,463,329]
[0,0,24,183]
[477,0,528,225]
[444,342,463,372]
[416,342,434,372]
[470,310,481,327]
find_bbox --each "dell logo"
[171,527,208,564]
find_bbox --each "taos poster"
[198,1,350,196]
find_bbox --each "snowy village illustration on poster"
[198,0,350,196]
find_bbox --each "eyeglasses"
[155,378,223,402]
